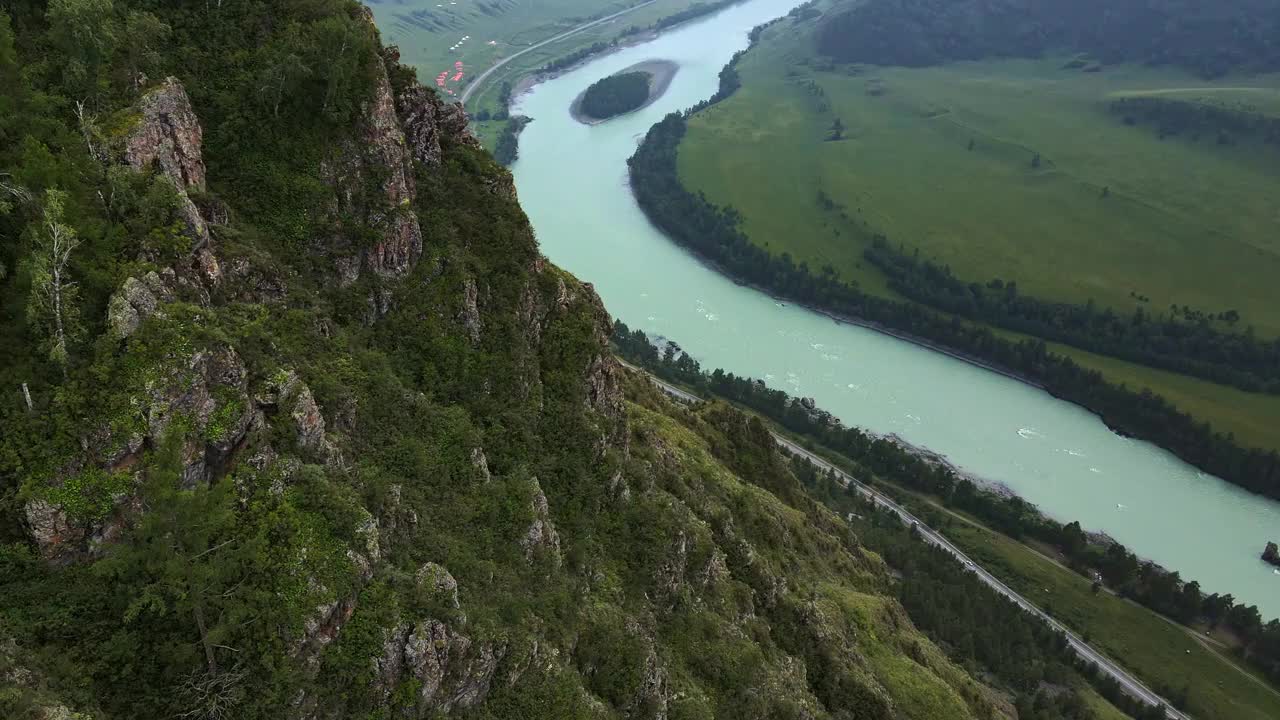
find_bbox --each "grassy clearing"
[1081,686,1134,720]
[941,517,1280,720]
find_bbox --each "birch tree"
[25,189,82,370]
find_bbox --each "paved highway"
[627,362,1188,719]
[459,0,658,106]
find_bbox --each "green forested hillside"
[0,2,1047,719]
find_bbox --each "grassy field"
[940,516,1280,720]
[369,0,711,147]
[1081,687,1133,720]
[678,22,1280,333]
[674,11,1280,452]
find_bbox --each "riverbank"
[508,31,659,105]
[628,82,1280,507]
[570,59,680,124]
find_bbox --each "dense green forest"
[492,115,530,165]
[578,71,652,119]
[0,0,1071,718]
[613,320,1280,695]
[815,0,1280,78]
[1110,95,1280,147]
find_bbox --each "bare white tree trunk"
[46,216,73,367]
[30,191,81,372]
[73,100,99,162]
[21,383,32,412]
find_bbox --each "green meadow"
[677,15,1280,451]
[369,0,709,145]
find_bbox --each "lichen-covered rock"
[654,531,689,609]
[439,101,480,149]
[395,84,445,168]
[323,58,423,285]
[224,255,287,304]
[470,447,491,484]
[261,368,343,458]
[607,469,631,503]
[459,276,482,344]
[125,77,206,191]
[520,477,561,566]
[23,499,81,563]
[378,619,503,714]
[416,562,460,609]
[151,347,255,479]
[106,271,172,339]
[287,379,325,453]
[633,645,671,720]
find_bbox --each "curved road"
[459,0,658,106]
[627,362,1188,720]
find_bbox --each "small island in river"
[571,60,678,125]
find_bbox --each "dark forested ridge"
[815,0,1280,77]
[578,71,651,120]
[613,320,1280,695]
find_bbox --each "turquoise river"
[507,0,1280,617]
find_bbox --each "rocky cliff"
[0,2,1003,719]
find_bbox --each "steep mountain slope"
[0,2,1006,718]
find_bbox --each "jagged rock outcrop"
[106,271,174,339]
[258,370,345,465]
[417,562,461,609]
[296,593,359,674]
[125,78,206,191]
[1264,541,1280,567]
[324,58,423,287]
[144,345,257,486]
[223,255,288,304]
[395,84,446,169]
[520,477,561,566]
[654,530,689,609]
[377,619,503,714]
[470,447,491,484]
[124,77,211,249]
[459,276,483,344]
[25,344,258,562]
